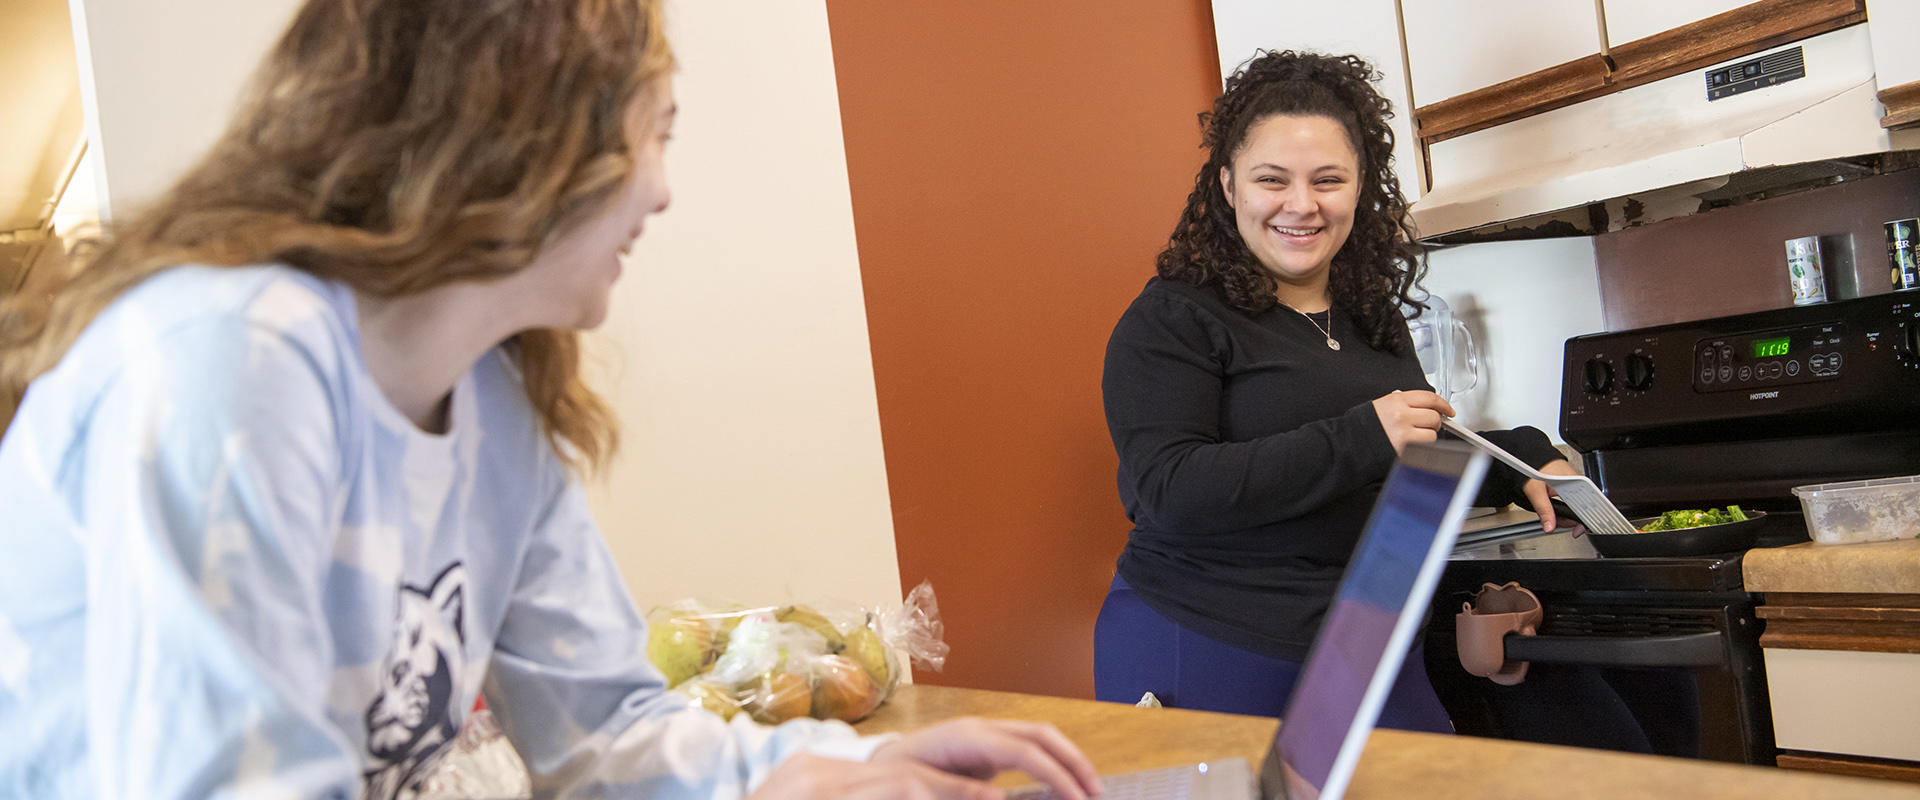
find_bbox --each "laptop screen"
[1267,442,1488,800]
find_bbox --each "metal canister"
[1784,235,1827,305]
[1888,219,1920,292]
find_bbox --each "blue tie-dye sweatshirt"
[0,265,875,799]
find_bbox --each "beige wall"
[583,0,901,613]
[1,0,85,233]
[68,0,297,220]
[67,0,902,613]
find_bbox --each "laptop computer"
[1011,441,1490,800]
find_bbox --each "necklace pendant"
[1326,337,1341,351]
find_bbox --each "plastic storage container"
[1790,475,1920,545]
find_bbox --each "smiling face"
[520,81,677,330]
[1218,113,1361,306]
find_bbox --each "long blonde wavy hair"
[0,0,674,474]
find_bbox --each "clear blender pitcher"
[1404,293,1479,402]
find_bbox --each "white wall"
[583,0,901,613]
[1418,238,1605,441]
[67,0,902,613]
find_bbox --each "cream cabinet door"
[1601,0,1754,46]
[1866,0,1920,92]
[1209,0,1426,196]
[1401,0,1604,107]
[1766,647,1920,762]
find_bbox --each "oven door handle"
[1505,631,1723,668]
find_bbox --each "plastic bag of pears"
[648,580,949,725]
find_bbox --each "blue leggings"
[1093,574,1454,734]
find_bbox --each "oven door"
[1424,589,1776,765]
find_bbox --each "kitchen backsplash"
[1594,168,1920,331]
[1421,237,1603,440]
[1417,167,1920,445]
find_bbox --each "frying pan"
[1585,511,1771,558]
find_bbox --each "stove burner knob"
[1624,354,1655,390]
[1584,358,1615,395]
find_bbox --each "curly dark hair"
[1156,50,1426,353]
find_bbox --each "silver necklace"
[1289,306,1340,350]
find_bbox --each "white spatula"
[1440,418,1638,536]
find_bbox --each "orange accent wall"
[825,2,1220,698]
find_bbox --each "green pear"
[843,625,892,692]
[646,608,715,688]
[775,604,845,653]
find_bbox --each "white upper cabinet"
[1601,0,1755,45]
[1866,0,1920,92]
[1401,0,1604,107]
[1209,0,1427,196]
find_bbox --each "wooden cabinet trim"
[1756,594,1920,623]
[1777,751,1920,784]
[1758,606,1920,622]
[1758,594,1920,652]
[1604,0,1865,93]
[1881,80,1920,129]
[1759,625,1920,653]
[1414,0,1867,145]
[1760,593,1920,610]
[1412,56,1612,147]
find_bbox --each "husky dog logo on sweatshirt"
[362,562,468,799]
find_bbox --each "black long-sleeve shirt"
[1102,276,1562,660]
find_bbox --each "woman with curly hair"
[0,1,1103,798]
[1094,50,1576,728]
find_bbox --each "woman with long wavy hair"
[1094,51,1577,728]
[0,1,1100,798]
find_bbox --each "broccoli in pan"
[1637,506,1749,533]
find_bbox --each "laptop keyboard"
[1005,763,1198,800]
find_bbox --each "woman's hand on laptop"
[875,718,1103,799]
[751,717,1103,799]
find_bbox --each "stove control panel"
[1690,321,1846,391]
[1561,295,1920,450]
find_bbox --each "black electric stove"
[1561,292,1920,511]
[1426,294,1920,766]
[1447,511,1810,592]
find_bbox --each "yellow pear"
[676,678,741,721]
[843,625,893,692]
[646,608,715,688]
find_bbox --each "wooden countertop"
[1744,537,1920,594]
[857,683,1277,777]
[857,684,1920,799]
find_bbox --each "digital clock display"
[1753,336,1791,358]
